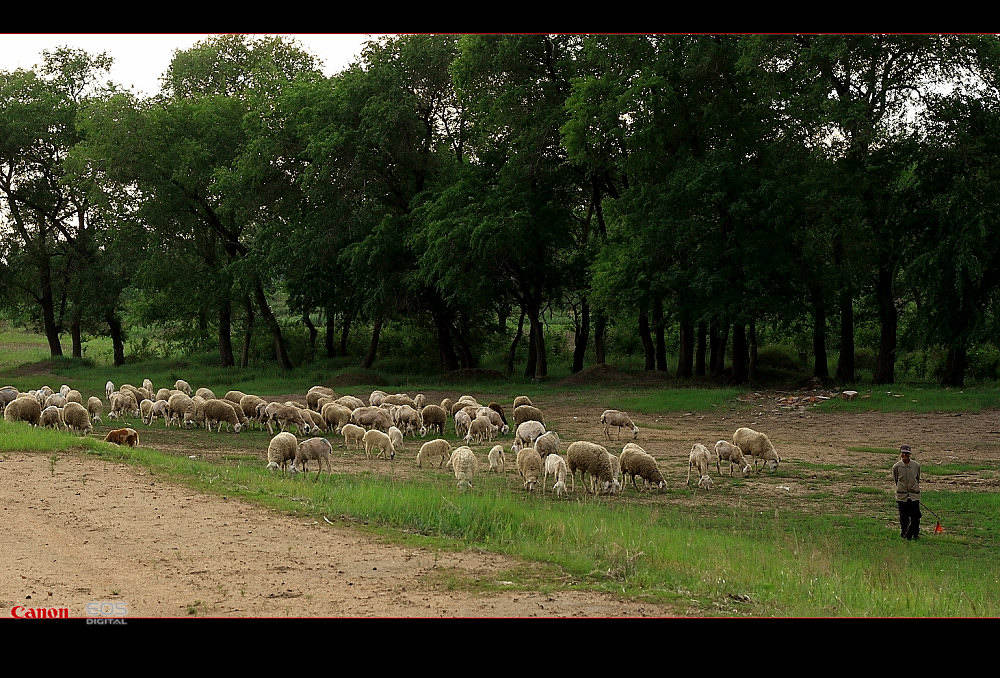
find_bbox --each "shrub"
[755,344,801,371]
[853,347,877,371]
[967,344,1000,382]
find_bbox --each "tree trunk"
[652,296,667,372]
[71,315,82,359]
[677,316,694,378]
[240,297,254,368]
[253,280,293,370]
[40,277,63,358]
[218,297,235,367]
[811,286,829,379]
[710,318,729,378]
[639,302,654,371]
[695,321,707,377]
[434,310,459,371]
[324,306,336,358]
[732,322,749,383]
[836,289,855,382]
[874,267,897,384]
[749,319,758,380]
[455,324,477,369]
[571,298,590,374]
[107,313,125,366]
[340,308,354,356]
[362,316,383,369]
[302,310,317,362]
[593,310,607,364]
[528,310,547,378]
[507,309,526,377]
[941,343,967,387]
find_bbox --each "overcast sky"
[0,34,384,95]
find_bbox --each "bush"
[755,344,801,371]
[854,347,877,371]
[967,344,1000,382]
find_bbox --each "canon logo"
[10,605,70,619]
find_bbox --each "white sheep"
[174,379,192,396]
[620,443,667,491]
[464,415,498,445]
[600,409,639,440]
[204,399,243,433]
[454,409,473,439]
[515,420,546,448]
[687,443,714,489]
[39,406,65,430]
[388,425,404,452]
[534,430,560,458]
[487,444,506,473]
[417,439,452,468]
[266,432,298,472]
[363,428,395,460]
[62,402,92,436]
[86,396,103,425]
[715,440,753,476]
[4,396,41,426]
[290,437,334,476]
[340,423,366,450]
[566,441,617,495]
[543,454,570,496]
[105,381,115,400]
[733,427,781,473]
[516,446,543,492]
[142,378,154,393]
[448,446,478,490]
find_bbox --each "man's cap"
[900,444,912,454]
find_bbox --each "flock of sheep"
[0,380,783,496]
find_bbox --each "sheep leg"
[686,462,692,487]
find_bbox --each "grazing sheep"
[513,404,544,426]
[155,388,172,402]
[240,395,266,429]
[335,395,366,411]
[86,396,103,424]
[488,444,506,473]
[464,415,498,445]
[388,425,404,452]
[105,381,115,400]
[302,408,327,433]
[62,402,92,436]
[440,398,454,414]
[305,386,335,411]
[59,384,71,397]
[487,402,508,426]
[368,390,388,407]
[534,431,560,458]
[203,399,243,433]
[44,393,68,409]
[417,439,451,468]
[149,400,169,426]
[620,444,666,491]
[544,454,570,496]
[454,410,473,439]
[476,407,508,434]
[607,452,622,492]
[142,378,154,393]
[110,390,140,420]
[715,440,753,476]
[266,432,299,472]
[450,400,475,416]
[174,379,192,396]
[733,427,781,473]
[39,406,65,430]
[265,402,312,435]
[65,389,83,405]
[566,441,616,495]
[419,405,447,437]
[600,409,639,440]
[4,396,41,426]
[448,446,478,489]
[363,428,395,460]
[414,394,426,411]
[515,420,546,448]
[687,443,714,489]
[384,393,416,408]
[516,446,543,492]
[340,423,366,449]
[165,393,193,427]
[393,405,422,436]
[290,437,334,476]
[321,402,353,434]
[0,387,19,412]
[195,387,216,400]
[513,395,533,409]
[104,428,139,447]
[350,406,391,432]
[139,399,155,425]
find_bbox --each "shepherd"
[892,444,921,540]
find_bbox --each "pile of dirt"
[330,370,388,387]
[443,368,506,382]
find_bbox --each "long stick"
[919,501,943,522]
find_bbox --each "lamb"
[104,428,139,447]
[195,387,216,400]
[454,410,473,439]
[620,444,667,491]
[139,399,155,425]
[513,395,533,409]
[62,402,92,436]
[476,406,508,434]
[321,402,353,433]
[533,431,560,458]
[388,425,404,452]
[59,384,71,396]
[487,444,506,473]
[416,439,451,468]
[340,423,366,449]
[166,393,194,428]
[515,420,546,448]
[566,441,617,495]
[142,378,154,393]
[715,440,753,476]
[105,381,115,399]
[39,406,65,430]
[600,410,639,440]
[4,396,41,426]
[607,452,622,492]
[266,432,299,472]
[350,406,391,432]
[363,428,395,460]
[543,454,570,496]
[86,396,104,424]
[65,389,83,404]
[733,427,782,473]
[513,404,544,426]
[464,415,498,445]
[516,446,543,492]
[174,379,192,396]
[687,443,715,489]
[290,437,334,476]
[447,446,478,489]
[419,405,447,437]
[203,399,243,433]
[149,400,169,426]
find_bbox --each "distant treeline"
[2,35,1000,385]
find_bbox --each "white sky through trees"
[0,34,382,94]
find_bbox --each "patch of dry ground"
[0,451,673,618]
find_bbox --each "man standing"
[892,444,921,540]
